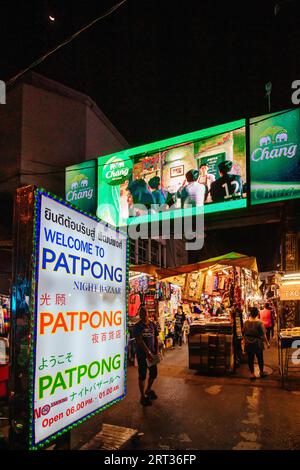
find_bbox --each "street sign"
[29,189,128,449]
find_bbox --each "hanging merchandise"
[0,305,4,336]
[204,273,215,296]
[183,271,204,301]
[128,291,141,317]
[0,295,10,338]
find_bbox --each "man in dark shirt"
[127,179,155,210]
[133,306,159,406]
[148,176,167,208]
[210,160,243,203]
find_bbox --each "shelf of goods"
[278,327,300,387]
[188,319,234,374]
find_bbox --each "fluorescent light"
[281,281,300,286]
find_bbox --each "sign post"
[10,187,128,450]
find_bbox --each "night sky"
[2,0,300,146]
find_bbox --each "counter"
[188,319,234,374]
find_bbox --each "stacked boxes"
[188,324,234,374]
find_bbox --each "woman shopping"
[174,306,186,349]
[243,306,270,380]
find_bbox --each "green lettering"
[39,375,53,399]
[77,364,87,384]
[65,367,77,388]
[50,372,67,396]
[88,361,100,379]
[112,354,121,370]
[101,358,112,374]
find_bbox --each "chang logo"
[102,156,133,186]
[252,126,297,162]
[66,173,94,202]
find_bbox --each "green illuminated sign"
[97,118,247,226]
[250,109,300,205]
[65,160,96,213]
[102,156,133,186]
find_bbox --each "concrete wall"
[18,80,128,197]
[85,106,126,159]
[0,85,23,192]
[20,83,87,196]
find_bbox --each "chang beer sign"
[102,156,132,186]
[96,155,133,227]
[65,160,96,214]
[250,109,300,205]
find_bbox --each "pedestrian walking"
[259,303,273,341]
[174,306,186,349]
[243,306,270,380]
[133,306,160,406]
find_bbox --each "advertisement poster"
[250,108,300,205]
[65,160,97,214]
[97,120,247,226]
[31,190,128,448]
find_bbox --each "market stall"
[157,253,260,374]
[0,294,10,398]
[128,266,186,354]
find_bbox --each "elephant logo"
[80,178,88,187]
[275,132,288,143]
[71,181,78,190]
[259,136,271,146]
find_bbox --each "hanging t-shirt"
[128,293,141,317]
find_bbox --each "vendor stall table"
[188,321,234,374]
[278,331,300,387]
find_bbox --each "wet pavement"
[90,336,300,451]
[1,336,300,450]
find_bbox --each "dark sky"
[2,0,300,146]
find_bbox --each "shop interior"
[0,294,10,399]
[128,252,261,374]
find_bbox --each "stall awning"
[129,252,258,281]
[165,251,258,274]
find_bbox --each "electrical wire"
[6,0,127,87]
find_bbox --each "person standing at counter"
[210,160,243,203]
[148,176,167,208]
[133,306,159,406]
[243,306,270,380]
[174,306,186,349]
[199,163,215,202]
[177,169,206,208]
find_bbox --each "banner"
[96,120,247,226]
[30,190,128,449]
[279,284,300,301]
[250,108,300,205]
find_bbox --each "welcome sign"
[30,190,128,449]
[250,108,300,205]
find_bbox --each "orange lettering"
[66,312,78,331]
[114,310,122,326]
[90,311,102,328]
[103,311,113,327]
[52,312,68,333]
[40,312,54,334]
[79,312,89,330]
